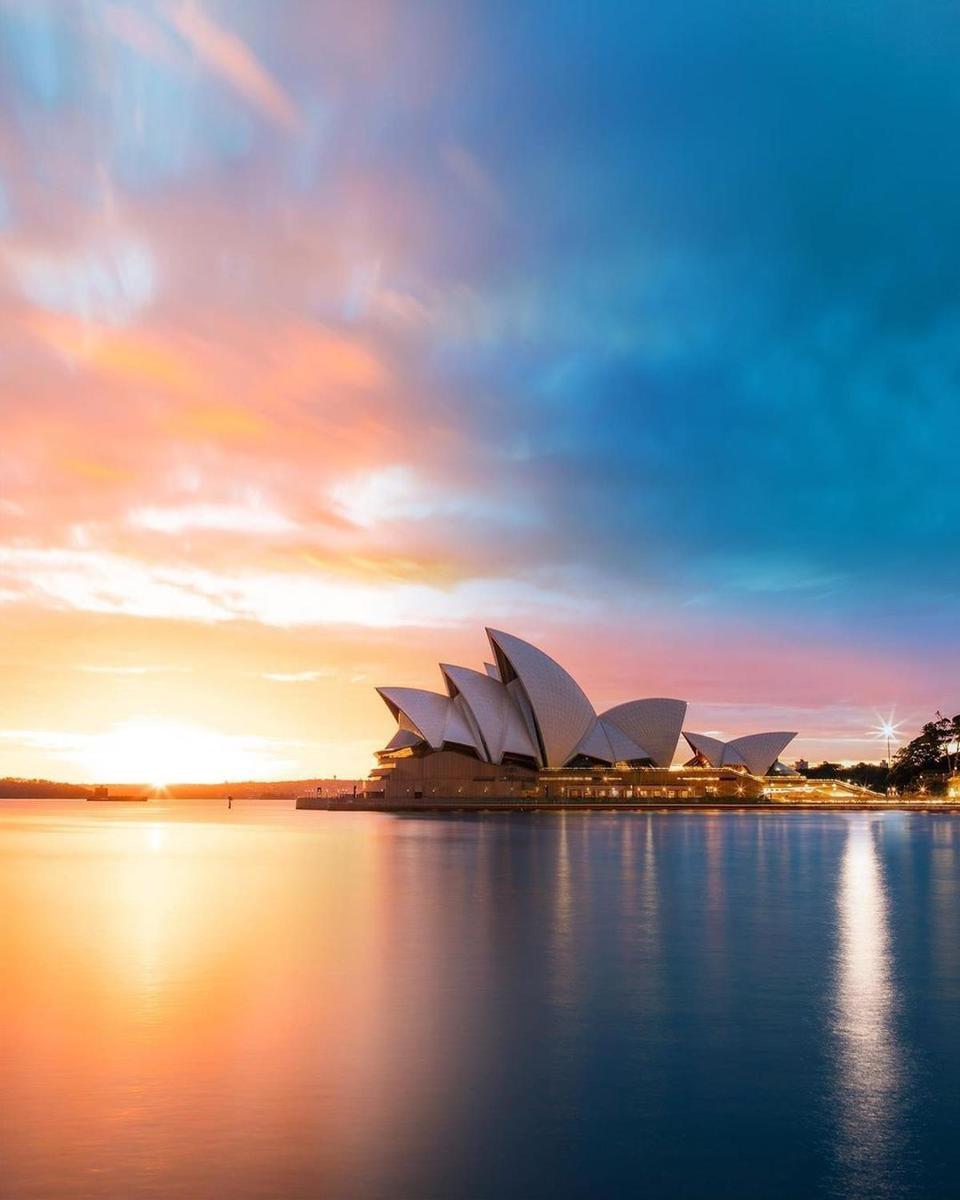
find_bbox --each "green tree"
[890,714,960,789]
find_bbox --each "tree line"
[795,712,960,794]
[889,712,960,791]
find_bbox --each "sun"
[80,721,281,785]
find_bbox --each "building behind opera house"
[365,628,800,806]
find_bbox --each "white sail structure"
[486,628,596,768]
[683,730,796,776]
[374,630,792,776]
[440,664,538,764]
[600,698,687,768]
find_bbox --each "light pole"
[871,716,903,795]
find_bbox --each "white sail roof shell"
[574,719,616,763]
[684,730,797,775]
[725,732,796,776]
[574,718,651,764]
[600,719,651,763]
[683,732,727,767]
[376,687,480,754]
[486,629,597,768]
[601,698,687,767]
[440,664,538,764]
[445,694,484,750]
[384,728,423,751]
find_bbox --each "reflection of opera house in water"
[367,628,799,806]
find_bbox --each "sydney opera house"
[367,628,797,805]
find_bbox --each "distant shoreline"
[0,778,362,801]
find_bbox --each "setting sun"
[80,721,287,785]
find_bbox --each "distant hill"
[0,778,361,800]
[0,779,92,799]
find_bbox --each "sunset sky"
[2,1,959,781]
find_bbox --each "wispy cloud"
[165,0,300,131]
[0,545,591,628]
[103,3,186,68]
[128,501,297,535]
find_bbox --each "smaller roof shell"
[601,698,687,767]
[376,687,481,754]
[683,732,727,767]
[683,730,797,775]
[725,732,797,776]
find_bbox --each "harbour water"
[2,804,959,1199]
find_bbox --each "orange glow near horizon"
[78,722,284,786]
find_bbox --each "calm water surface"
[2,804,960,1199]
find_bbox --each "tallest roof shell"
[485,628,596,767]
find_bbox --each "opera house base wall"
[366,751,769,806]
[369,750,540,803]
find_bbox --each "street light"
[870,715,904,794]
[870,715,903,765]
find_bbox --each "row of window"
[393,785,750,800]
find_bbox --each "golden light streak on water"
[833,816,905,1195]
